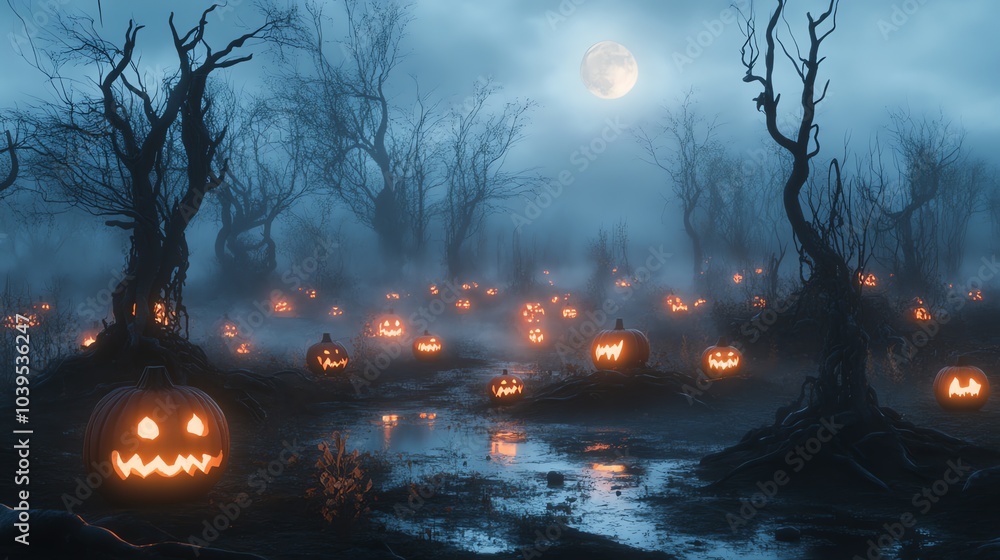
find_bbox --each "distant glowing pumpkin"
[701,337,743,378]
[591,318,649,371]
[412,330,443,361]
[933,358,990,411]
[562,306,578,319]
[377,310,405,338]
[665,295,688,313]
[527,327,546,345]
[455,299,472,313]
[83,366,229,502]
[522,303,545,323]
[306,333,349,375]
[489,369,524,404]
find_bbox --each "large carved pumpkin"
[701,337,743,379]
[489,369,524,404]
[933,358,990,411]
[307,333,349,375]
[83,366,229,502]
[412,330,443,361]
[591,318,649,371]
[377,309,405,338]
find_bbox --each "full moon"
[580,41,638,99]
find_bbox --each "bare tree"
[875,111,964,293]
[0,128,19,194]
[936,158,989,279]
[443,80,533,278]
[393,91,445,262]
[703,0,980,490]
[20,6,290,372]
[636,91,720,288]
[213,89,314,285]
[291,0,412,278]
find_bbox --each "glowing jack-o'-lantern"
[615,278,631,288]
[377,310,405,338]
[83,366,229,502]
[489,369,524,404]
[81,334,97,348]
[701,337,743,379]
[132,302,169,325]
[329,305,344,317]
[733,273,743,284]
[306,333,349,375]
[527,327,546,345]
[221,321,238,339]
[590,318,650,371]
[933,357,990,411]
[522,303,545,323]
[857,272,878,287]
[968,290,983,302]
[306,289,317,299]
[33,297,51,313]
[386,292,400,300]
[273,300,292,313]
[562,306,578,319]
[412,330,443,361]
[752,296,766,309]
[912,298,931,321]
[665,295,688,313]
[455,299,472,313]
[235,342,251,355]
[486,287,499,296]
[693,298,707,308]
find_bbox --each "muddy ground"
[3,304,1000,560]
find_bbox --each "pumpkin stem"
[717,336,729,346]
[502,369,508,375]
[321,332,332,343]
[954,355,970,367]
[614,318,624,330]
[137,365,175,390]
[424,330,430,335]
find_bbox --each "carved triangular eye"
[187,414,207,436]
[137,417,159,440]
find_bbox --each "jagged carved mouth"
[417,343,441,352]
[594,340,624,361]
[493,384,523,398]
[317,356,349,370]
[708,357,740,370]
[948,378,982,398]
[111,450,224,479]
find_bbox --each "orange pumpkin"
[591,318,649,371]
[83,366,229,502]
[489,369,524,404]
[307,333,349,375]
[701,337,743,378]
[377,309,405,338]
[412,331,443,361]
[933,357,990,411]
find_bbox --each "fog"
[1,0,998,331]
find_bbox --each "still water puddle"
[329,408,694,553]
